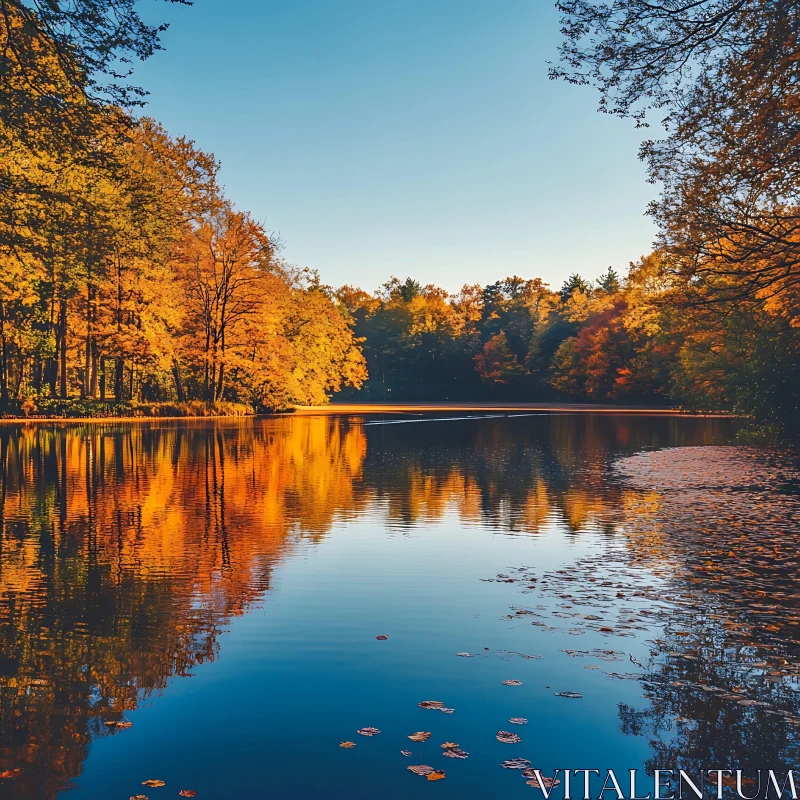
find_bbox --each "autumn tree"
[551,0,800,308]
[176,207,275,402]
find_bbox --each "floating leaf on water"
[439,707,455,714]
[442,748,469,759]
[419,700,443,709]
[502,679,522,686]
[408,731,432,742]
[583,665,599,670]
[427,771,446,782]
[357,727,381,736]
[496,731,522,744]
[502,758,532,769]
[116,721,133,728]
[441,742,458,749]
[130,796,148,800]
[339,741,356,749]
[523,770,562,789]
[408,765,434,776]
[0,769,22,779]
[721,775,755,788]
[401,750,412,757]
[376,634,389,640]
[178,793,198,798]
[509,717,528,725]
[554,692,582,698]
[142,780,165,788]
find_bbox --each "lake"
[0,413,798,799]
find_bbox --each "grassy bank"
[0,399,254,421]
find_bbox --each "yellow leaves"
[339,741,356,749]
[0,769,22,779]
[142,780,165,787]
[427,771,446,782]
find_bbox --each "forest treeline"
[1,0,798,437]
[336,261,797,431]
[0,2,367,415]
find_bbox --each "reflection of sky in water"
[0,414,796,799]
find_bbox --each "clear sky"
[136,0,657,294]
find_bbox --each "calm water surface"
[0,414,798,799]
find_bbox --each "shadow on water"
[0,414,796,798]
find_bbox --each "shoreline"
[291,401,736,417]
[0,401,738,424]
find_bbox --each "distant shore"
[0,399,737,424]
[291,401,735,417]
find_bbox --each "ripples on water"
[0,414,796,799]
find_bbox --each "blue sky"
[136,0,657,293]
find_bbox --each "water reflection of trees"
[615,447,800,775]
[0,414,735,797]
[362,414,730,533]
[0,418,368,799]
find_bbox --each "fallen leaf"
[401,750,412,757]
[442,748,469,759]
[427,771,446,782]
[0,769,22,779]
[339,741,356,749]
[722,776,755,788]
[408,731,432,742]
[502,679,523,686]
[357,727,381,736]
[130,796,148,800]
[456,652,472,657]
[142,780,165,788]
[509,717,528,724]
[376,635,389,640]
[418,700,443,709]
[440,742,458,749]
[496,730,522,744]
[408,765,434,776]
[554,691,582,698]
[438,707,455,714]
[502,758,532,769]
[524,771,562,790]
[178,793,198,798]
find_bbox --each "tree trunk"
[89,339,98,399]
[215,362,225,402]
[172,358,186,402]
[13,354,24,398]
[0,301,8,403]
[60,318,69,400]
[99,356,106,401]
[33,358,43,396]
[55,298,68,399]
[114,357,125,401]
